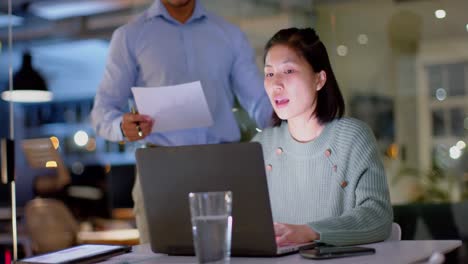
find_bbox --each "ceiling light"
[45,161,57,168]
[1,90,52,103]
[435,9,446,19]
[456,141,466,150]
[74,130,89,147]
[49,136,60,149]
[1,52,53,103]
[435,88,446,101]
[449,146,461,159]
[357,34,368,45]
[337,45,348,56]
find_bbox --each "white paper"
[131,81,214,132]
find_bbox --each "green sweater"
[252,117,393,246]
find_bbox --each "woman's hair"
[264,27,345,126]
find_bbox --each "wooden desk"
[96,240,462,264]
[77,229,139,246]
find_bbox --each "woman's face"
[264,44,325,122]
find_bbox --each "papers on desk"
[131,81,214,132]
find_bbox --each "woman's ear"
[316,70,327,91]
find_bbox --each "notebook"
[135,142,314,256]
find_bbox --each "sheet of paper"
[131,81,213,132]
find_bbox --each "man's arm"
[91,27,137,142]
[230,30,273,129]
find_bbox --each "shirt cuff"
[307,222,337,246]
[113,116,125,142]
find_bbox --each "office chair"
[22,138,112,219]
[384,222,402,241]
[21,138,71,196]
[24,198,79,254]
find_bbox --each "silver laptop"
[135,142,314,257]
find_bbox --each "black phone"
[300,245,375,259]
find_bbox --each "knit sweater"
[252,117,393,246]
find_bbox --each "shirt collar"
[146,0,207,24]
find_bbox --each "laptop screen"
[136,142,282,256]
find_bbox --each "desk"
[97,240,461,264]
[77,229,139,246]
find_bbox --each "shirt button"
[266,164,272,171]
[325,149,332,157]
[333,165,338,172]
[276,147,283,155]
[341,181,348,188]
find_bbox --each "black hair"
[264,27,345,126]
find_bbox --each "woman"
[252,27,393,246]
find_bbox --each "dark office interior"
[0,0,467,263]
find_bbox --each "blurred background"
[0,0,467,263]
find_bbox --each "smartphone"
[300,245,375,259]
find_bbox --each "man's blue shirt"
[91,0,272,146]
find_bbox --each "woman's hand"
[274,222,319,246]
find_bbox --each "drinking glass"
[189,191,233,264]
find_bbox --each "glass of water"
[189,191,233,264]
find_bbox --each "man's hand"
[274,222,319,246]
[121,113,154,141]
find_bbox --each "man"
[91,0,272,243]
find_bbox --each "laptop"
[135,142,314,257]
